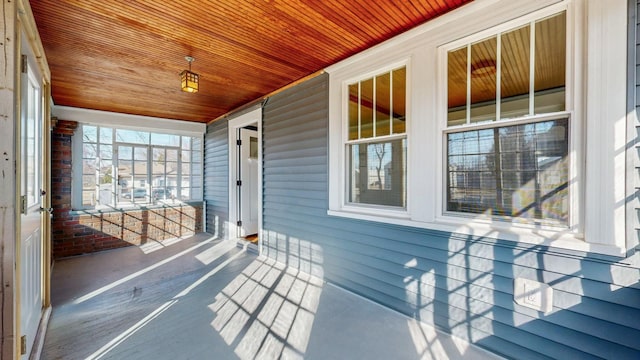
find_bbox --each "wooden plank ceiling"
[30,0,470,123]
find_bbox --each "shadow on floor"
[43,234,501,360]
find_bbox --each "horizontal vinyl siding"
[204,119,228,238]
[260,73,640,359]
[634,0,640,250]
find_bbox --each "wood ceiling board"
[30,0,470,123]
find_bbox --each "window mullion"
[466,44,471,125]
[358,82,362,139]
[496,33,501,122]
[390,71,394,135]
[373,76,377,138]
[529,20,535,116]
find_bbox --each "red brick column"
[51,120,78,257]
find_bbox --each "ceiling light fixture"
[180,56,199,93]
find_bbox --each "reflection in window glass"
[348,84,359,140]
[360,78,374,138]
[447,11,566,125]
[447,119,568,224]
[501,24,530,119]
[448,47,467,126]
[392,68,406,134]
[375,73,391,137]
[470,36,497,123]
[534,12,565,114]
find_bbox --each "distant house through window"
[78,124,202,209]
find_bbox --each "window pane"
[100,145,113,160]
[182,163,191,177]
[192,163,202,176]
[134,161,147,175]
[446,118,568,224]
[470,36,497,123]
[166,149,178,162]
[99,160,112,180]
[118,146,132,160]
[151,133,180,147]
[360,78,374,138]
[82,191,95,207]
[83,143,97,159]
[100,127,113,143]
[349,138,406,208]
[152,159,165,175]
[375,72,391,137]
[181,136,191,150]
[348,84,359,140]
[83,125,97,143]
[132,177,148,203]
[181,150,191,163]
[501,24,530,119]
[392,67,406,134]
[534,12,565,114]
[82,159,96,175]
[166,161,179,175]
[448,47,468,126]
[134,147,147,161]
[192,150,202,164]
[83,175,96,189]
[116,129,149,144]
[192,138,202,152]
[249,137,258,159]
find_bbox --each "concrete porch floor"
[42,233,502,360]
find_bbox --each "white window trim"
[327,0,629,257]
[338,59,411,217]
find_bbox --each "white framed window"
[441,11,572,228]
[75,124,203,210]
[345,65,408,210]
[328,0,629,256]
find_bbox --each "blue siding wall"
[204,119,229,238]
[257,73,640,359]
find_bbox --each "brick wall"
[51,120,203,259]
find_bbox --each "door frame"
[2,2,52,358]
[227,108,263,253]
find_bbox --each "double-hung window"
[345,65,408,210]
[444,12,570,226]
[329,0,628,255]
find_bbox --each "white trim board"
[52,106,206,136]
[227,108,263,255]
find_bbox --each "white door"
[19,56,44,359]
[239,128,259,236]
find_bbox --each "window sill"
[327,208,628,258]
[70,200,203,215]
